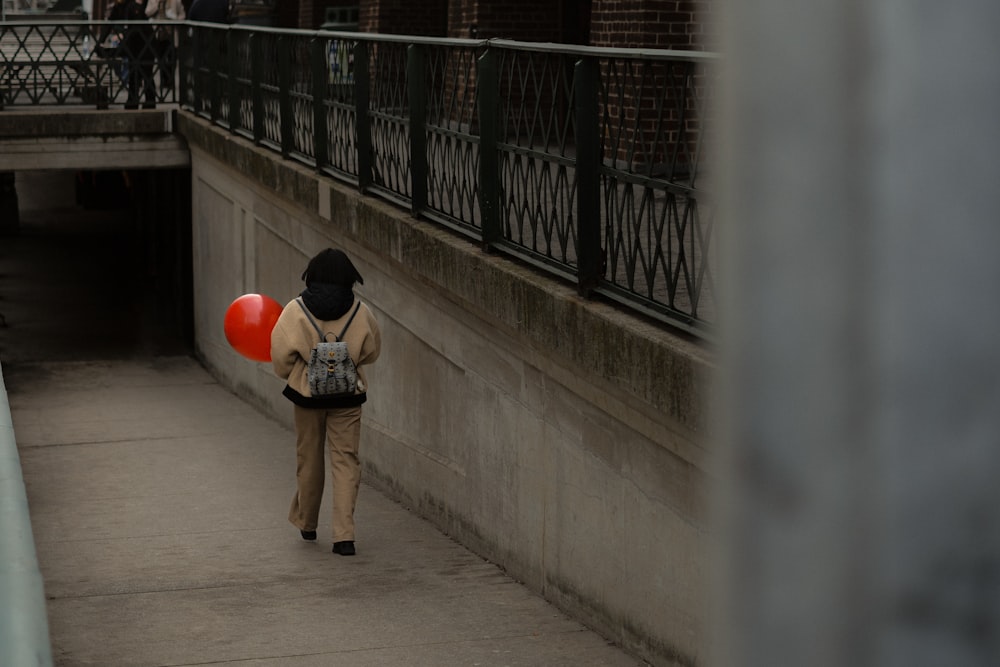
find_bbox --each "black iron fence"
[0,19,718,337]
[184,25,719,337]
[0,20,181,108]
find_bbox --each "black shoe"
[142,102,156,109]
[124,101,138,110]
[332,541,355,556]
[300,530,317,541]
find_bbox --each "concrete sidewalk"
[7,355,644,666]
[1,171,644,666]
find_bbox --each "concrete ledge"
[0,108,177,138]
[0,364,53,667]
[0,135,191,171]
[177,115,319,214]
[0,108,189,171]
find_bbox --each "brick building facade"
[589,0,718,50]
[254,0,717,51]
[90,0,715,49]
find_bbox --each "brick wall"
[596,58,710,173]
[587,0,716,170]
[446,0,568,42]
[590,0,718,51]
[92,0,719,49]
[462,0,563,41]
[358,0,718,49]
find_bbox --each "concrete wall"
[178,113,713,667]
[718,2,1000,666]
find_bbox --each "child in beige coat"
[270,248,381,556]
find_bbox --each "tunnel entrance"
[0,168,194,366]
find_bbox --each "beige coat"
[271,298,381,408]
[145,0,186,20]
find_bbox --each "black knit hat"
[301,248,364,287]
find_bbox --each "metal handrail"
[488,37,720,61]
[180,24,719,337]
[0,19,182,108]
[0,363,54,667]
[0,19,718,337]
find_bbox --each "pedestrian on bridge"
[98,0,156,108]
[270,248,381,556]
[186,0,230,92]
[145,0,186,94]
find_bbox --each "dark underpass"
[0,168,194,370]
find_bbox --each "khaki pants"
[288,405,363,542]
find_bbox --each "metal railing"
[0,19,181,108]
[182,25,719,337]
[0,19,717,336]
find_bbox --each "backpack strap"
[336,302,362,341]
[296,298,326,341]
[296,298,362,342]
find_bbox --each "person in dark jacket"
[187,0,229,81]
[270,248,381,556]
[99,0,155,108]
[188,0,229,22]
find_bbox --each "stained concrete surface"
[1,171,646,666]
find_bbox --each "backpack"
[296,298,362,397]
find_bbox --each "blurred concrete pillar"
[719,2,1000,666]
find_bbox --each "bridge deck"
[0,107,189,171]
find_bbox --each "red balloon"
[223,294,283,362]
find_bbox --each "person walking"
[270,248,381,556]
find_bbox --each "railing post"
[209,29,223,122]
[175,26,186,108]
[477,47,500,250]
[94,57,109,111]
[279,34,293,158]
[574,56,602,297]
[407,44,427,217]
[227,29,239,133]
[355,42,372,192]
[190,27,203,114]
[311,37,329,172]
[251,33,263,143]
